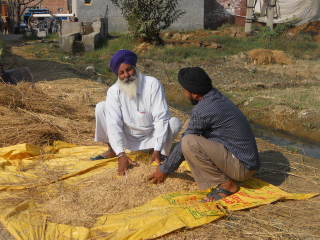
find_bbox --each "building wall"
[76,0,205,32]
[171,0,204,30]
[204,0,235,29]
[39,0,69,14]
[0,1,9,17]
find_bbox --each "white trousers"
[94,101,181,156]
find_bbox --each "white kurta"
[95,73,181,155]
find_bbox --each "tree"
[111,0,184,44]
[7,0,44,33]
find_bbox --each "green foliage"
[110,0,184,44]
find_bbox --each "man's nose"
[124,71,130,79]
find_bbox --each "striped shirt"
[160,88,260,174]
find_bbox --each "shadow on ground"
[1,35,91,82]
[256,150,291,186]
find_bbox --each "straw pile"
[13,161,197,228]
[0,79,197,228]
[1,79,319,239]
[0,80,98,147]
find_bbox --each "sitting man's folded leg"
[181,134,256,200]
[92,101,116,160]
[161,117,182,158]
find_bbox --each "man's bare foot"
[204,180,239,202]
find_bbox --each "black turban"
[178,67,213,95]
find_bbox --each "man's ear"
[191,93,203,101]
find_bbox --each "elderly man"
[149,67,260,201]
[92,50,181,175]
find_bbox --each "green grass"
[24,25,319,81]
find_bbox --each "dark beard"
[190,98,199,105]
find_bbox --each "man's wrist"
[159,164,170,175]
[153,150,161,156]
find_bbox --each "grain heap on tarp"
[0,143,318,240]
[0,79,319,240]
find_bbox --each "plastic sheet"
[0,142,318,240]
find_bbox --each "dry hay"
[4,160,197,228]
[0,82,76,117]
[162,26,245,42]
[161,30,222,49]
[287,21,320,40]
[0,82,95,147]
[2,147,319,239]
[134,42,154,53]
[247,49,294,65]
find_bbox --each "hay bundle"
[247,49,294,65]
[0,82,76,117]
[0,82,94,147]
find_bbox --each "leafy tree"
[111,0,184,44]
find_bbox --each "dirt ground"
[0,36,320,240]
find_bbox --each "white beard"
[117,70,141,99]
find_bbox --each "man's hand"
[118,153,138,176]
[151,150,161,164]
[148,166,167,184]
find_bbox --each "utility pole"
[267,0,276,29]
[245,0,255,34]
[72,0,78,17]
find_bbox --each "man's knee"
[181,134,198,156]
[95,101,106,117]
[169,117,182,136]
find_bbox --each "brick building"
[0,1,9,16]
[38,0,70,14]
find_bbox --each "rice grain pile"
[0,79,196,228]
[6,161,196,228]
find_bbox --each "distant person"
[148,67,260,201]
[70,14,79,22]
[0,17,2,34]
[92,49,181,176]
[0,17,9,35]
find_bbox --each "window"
[84,0,92,6]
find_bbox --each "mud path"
[2,37,81,82]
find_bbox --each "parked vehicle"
[23,8,50,25]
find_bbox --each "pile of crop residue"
[11,161,197,228]
[287,21,320,39]
[0,81,96,147]
[247,49,293,65]
[0,80,197,228]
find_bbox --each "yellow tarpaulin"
[0,142,318,240]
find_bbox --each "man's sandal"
[90,155,106,161]
[90,150,116,161]
[206,185,238,201]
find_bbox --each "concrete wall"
[74,0,241,32]
[60,21,82,36]
[76,0,127,32]
[170,0,204,30]
[76,0,205,33]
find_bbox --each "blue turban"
[109,50,138,74]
